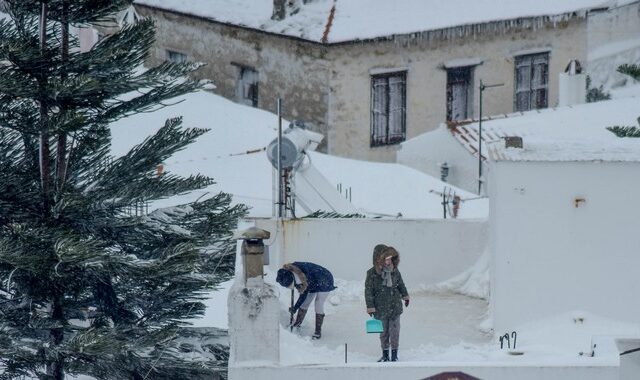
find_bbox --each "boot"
[391,349,398,362]
[377,349,389,362]
[312,313,325,339]
[292,308,307,328]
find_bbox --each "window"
[236,66,259,107]
[371,71,406,146]
[166,50,187,63]
[446,66,474,122]
[514,53,549,111]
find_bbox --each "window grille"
[447,66,473,121]
[515,53,549,111]
[236,66,259,108]
[371,71,406,146]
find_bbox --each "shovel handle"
[289,288,294,331]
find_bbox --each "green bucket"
[366,317,384,334]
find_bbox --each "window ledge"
[442,57,483,69]
[510,47,552,57]
[369,67,409,76]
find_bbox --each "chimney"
[558,59,587,107]
[272,0,286,20]
[504,136,523,149]
[272,0,303,21]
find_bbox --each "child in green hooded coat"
[365,244,410,362]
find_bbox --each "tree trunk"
[39,1,51,217]
[56,0,69,192]
[49,292,65,380]
[40,3,64,379]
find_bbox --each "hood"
[372,244,387,267]
[373,245,400,272]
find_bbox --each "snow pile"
[588,38,640,91]
[511,311,640,356]
[425,249,490,300]
[309,152,487,219]
[280,326,372,365]
[134,0,613,43]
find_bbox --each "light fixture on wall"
[440,162,449,182]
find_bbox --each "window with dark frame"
[166,50,187,63]
[371,71,406,147]
[236,66,259,108]
[446,66,473,122]
[514,52,549,112]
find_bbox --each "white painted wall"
[618,338,640,380]
[397,125,481,194]
[230,362,618,380]
[489,160,640,332]
[256,218,487,287]
[588,1,640,57]
[587,1,640,89]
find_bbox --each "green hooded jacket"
[365,245,409,320]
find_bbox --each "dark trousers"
[379,316,401,350]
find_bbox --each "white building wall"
[230,363,618,380]
[587,1,640,89]
[397,125,481,194]
[489,160,640,332]
[256,218,487,287]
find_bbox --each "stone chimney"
[272,0,287,20]
[228,227,280,366]
[504,136,523,149]
[559,59,587,107]
[272,0,303,21]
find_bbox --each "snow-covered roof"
[446,96,640,162]
[133,0,620,43]
[110,88,487,219]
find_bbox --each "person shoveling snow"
[277,262,337,339]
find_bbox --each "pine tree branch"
[618,64,640,81]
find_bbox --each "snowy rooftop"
[133,0,622,43]
[110,88,487,218]
[215,242,640,369]
[441,96,640,162]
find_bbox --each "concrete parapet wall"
[230,362,618,380]
[256,217,488,287]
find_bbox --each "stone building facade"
[135,2,592,162]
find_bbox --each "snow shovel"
[366,317,384,334]
[289,288,294,331]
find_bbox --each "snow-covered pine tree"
[0,1,246,379]
[607,63,640,138]
[618,63,640,82]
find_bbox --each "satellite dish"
[266,121,324,171]
[267,137,300,170]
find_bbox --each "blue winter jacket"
[289,261,336,311]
